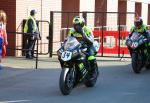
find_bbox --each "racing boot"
[89,59,99,80]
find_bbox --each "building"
[1,0,150,56]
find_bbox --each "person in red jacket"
[0,10,8,70]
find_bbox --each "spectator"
[24,10,40,59]
[0,10,8,70]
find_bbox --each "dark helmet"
[30,10,37,16]
[73,16,85,27]
[134,16,143,28]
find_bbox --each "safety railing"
[6,20,51,69]
[49,11,135,58]
[7,32,39,69]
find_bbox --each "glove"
[139,39,144,45]
[34,31,40,40]
[74,25,84,35]
[143,38,148,43]
[126,39,132,46]
[139,38,147,45]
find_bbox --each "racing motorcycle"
[57,36,99,95]
[126,32,150,73]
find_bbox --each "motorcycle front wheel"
[59,68,75,95]
[132,53,143,74]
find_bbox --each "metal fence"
[4,11,135,69]
[7,20,51,69]
[49,11,135,58]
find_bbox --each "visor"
[134,21,141,27]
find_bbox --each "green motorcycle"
[57,36,99,95]
[126,32,150,73]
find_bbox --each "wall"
[61,0,79,28]
[148,4,150,25]
[0,0,16,56]
[118,0,127,26]
[126,1,135,31]
[142,3,148,24]
[2,0,150,56]
[41,0,62,53]
[107,0,118,30]
[80,0,95,28]
[16,0,62,54]
[95,0,107,27]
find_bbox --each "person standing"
[0,10,8,69]
[24,10,40,59]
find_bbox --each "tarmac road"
[0,57,150,103]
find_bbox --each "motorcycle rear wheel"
[145,64,150,69]
[85,62,99,87]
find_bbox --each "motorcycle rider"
[68,16,97,79]
[129,16,148,36]
[127,16,150,55]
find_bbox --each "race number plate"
[61,51,72,61]
[131,42,138,48]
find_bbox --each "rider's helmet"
[73,16,85,27]
[134,16,143,29]
[30,10,37,16]
[73,16,85,33]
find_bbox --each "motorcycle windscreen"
[64,37,80,50]
[130,32,144,42]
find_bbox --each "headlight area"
[57,49,64,57]
[72,50,80,58]
[73,50,78,54]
